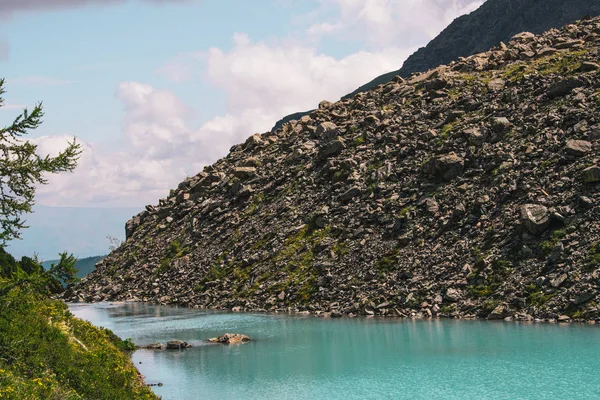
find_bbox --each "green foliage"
[540,229,566,256]
[353,135,366,146]
[502,50,587,82]
[42,255,104,279]
[376,248,401,273]
[156,239,187,274]
[0,247,63,294]
[0,79,82,245]
[0,285,157,399]
[482,299,501,314]
[246,192,266,215]
[49,252,79,287]
[527,290,555,307]
[586,242,600,271]
[438,119,460,144]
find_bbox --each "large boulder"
[565,140,592,157]
[520,204,550,235]
[424,153,464,182]
[582,166,600,183]
[318,139,346,159]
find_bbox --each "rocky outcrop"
[273,0,600,131]
[68,17,600,322]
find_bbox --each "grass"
[246,192,266,215]
[0,284,157,400]
[540,229,566,256]
[437,119,460,144]
[502,49,587,82]
[585,242,600,272]
[155,239,187,274]
[376,248,402,273]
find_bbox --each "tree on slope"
[0,78,81,246]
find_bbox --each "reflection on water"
[69,302,600,400]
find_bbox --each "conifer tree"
[0,78,81,245]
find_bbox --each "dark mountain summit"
[69,16,600,322]
[273,0,600,130]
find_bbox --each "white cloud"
[155,52,204,82]
[206,33,412,113]
[307,0,484,47]
[31,1,485,207]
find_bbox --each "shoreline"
[67,299,600,325]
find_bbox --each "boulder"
[125,216,141,240]
[318,139,346,159]
[316,122,340,142]
[582,166,600,183]
[547,78,584,99]
[520,204,549,235]
[166,340,191,350]
[339,187,361,202]
[232,167,257,180]
[579,61,600,72]
[487,305,507,320]
[565,140,592,157]
[490,117,512,133]
[424,153,464,182]
[445,288,461,302]
[207,333,251,345]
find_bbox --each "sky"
[0,0,484,211]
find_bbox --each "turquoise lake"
[69,302,600,400]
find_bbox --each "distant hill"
[272,0,600,130]
[42,255,105,279]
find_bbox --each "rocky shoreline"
[67,17,600,324]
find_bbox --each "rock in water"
[207,333,251,345]
[166,340,192,350]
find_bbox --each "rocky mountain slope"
[68,17,600,322]
[273,0,600,130]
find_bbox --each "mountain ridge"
[272,0,600,131]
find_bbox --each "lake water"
[69,302,600,400]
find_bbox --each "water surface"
[70,302,600,400]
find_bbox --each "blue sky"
[1,0,484,257]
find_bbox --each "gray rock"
[551,273,568,288]
[445,288,461,302]
[166,340,191,350]
[340,187,361,202]
[232,167,256,179]
[490,117,512,133]
[487,305,507,320]
[547,78,584,99]
[579,61,600,72]
[425,153,464,182]
[316,122,340,142]
[318,139,345,159]
[582,166,600,183]
[565,140,592,157]
[520,204,549,235]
